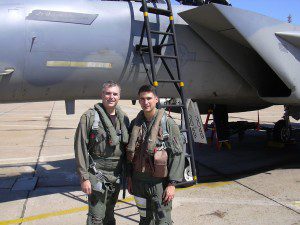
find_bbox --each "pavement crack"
[0,103,27,117]
[19,101,56,224]
[33,101,56,174]
[233,179,300,215]
[195,161,300,215]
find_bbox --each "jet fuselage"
[0,0,298,112]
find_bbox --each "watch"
[168,180,178,186]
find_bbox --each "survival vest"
[88,105,129,151]
[127,109,169,178]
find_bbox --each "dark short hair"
[138,85,157,96]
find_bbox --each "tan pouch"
[153,149,168,178]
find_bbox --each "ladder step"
[136,43,174,54]
[150,30,174,36]
[185,153,191,158]
[160,104,184,108]
[156,79,182,83]
[160,43,175,47]
[140,6,172,17]
[180,129,188,133]
[154,54,178,59]
[136,45,161,54]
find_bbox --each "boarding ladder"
[135,0,197,185]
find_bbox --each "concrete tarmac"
[0,100,299,225]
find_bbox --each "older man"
[74,81,129,225]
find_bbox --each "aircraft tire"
[273,119,292,143]
[179,160,194,187]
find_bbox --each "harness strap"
[161,113,169,140]
[87,151,115,192]
[92,109,100,130]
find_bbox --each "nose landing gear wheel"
[183,164,193,183]
[273,119,292,143]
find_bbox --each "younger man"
[127,85,185,225]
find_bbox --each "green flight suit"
[74,103,129,225]
[128,110,185,225]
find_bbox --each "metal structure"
[136,0,197,184]
[0,1,300,142]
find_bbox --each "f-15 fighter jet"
[0,0,299,142]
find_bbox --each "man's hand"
[127,177,133,194]
[163,184,175,205]
[81,179,92,195]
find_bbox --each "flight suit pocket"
[92,126,107,157]
[97,131,107,143]
[166,129,183,154]
[165,135,182,154]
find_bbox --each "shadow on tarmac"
[0,128,299,204]
[193,128,300,182]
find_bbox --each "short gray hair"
[102,80,121,93]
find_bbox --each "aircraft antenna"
[287,14,292,23]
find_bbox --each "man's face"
[101,86,120,110]
[139,91,158,113]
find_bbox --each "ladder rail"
[141,0,156,83]
[138,25,146,49]
[140,54,154,85]
[159,25,171,46]
[137,0,198,184]
[160,58,180,93]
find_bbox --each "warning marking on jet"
[46,61,112,69]
[26,10,98,25]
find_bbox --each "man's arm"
[122,114,130,197]
[74,113,91,194]
[126,119,135,194]
[163,118,185,204]
[166,118,185,183]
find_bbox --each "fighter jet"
[0,0,299,142]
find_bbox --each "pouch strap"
[92,109,100,130]
[161,113,169,140]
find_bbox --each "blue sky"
[171,0,300,25]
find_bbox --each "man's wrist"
[168,180,178,186]
[81,177,89,183]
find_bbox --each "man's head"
[101,81,121,111]
[138,85,158,113]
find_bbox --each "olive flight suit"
[127,109,185,225]
[74,103,129,225]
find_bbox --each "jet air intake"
[179,3,300,105]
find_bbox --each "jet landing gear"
[273,106,293,143]
[183,158,193,183]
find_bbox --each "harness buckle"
[158,142,166,151]
[89,162,97,173]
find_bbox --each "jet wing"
[275,31,300,49]
[179,4,300,105]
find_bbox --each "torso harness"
[87,108,117,193]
